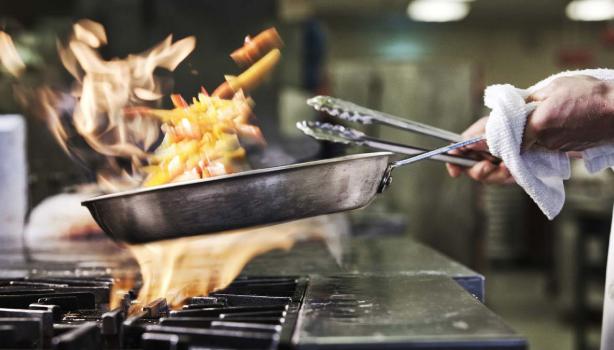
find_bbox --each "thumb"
[459,138,489,153]
[522,113,538,151]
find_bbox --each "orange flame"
[0,31,26,78]
[111,219,323,310]
[49,19,195,190]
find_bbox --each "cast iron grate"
[0,274,307,349]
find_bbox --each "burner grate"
[0,275,307,350]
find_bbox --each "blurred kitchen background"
[2,0,614,349]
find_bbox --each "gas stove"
[0,236,527,350]
[0,274,302,349]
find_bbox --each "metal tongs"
[306,95,464,142]
[297,121,480,168]
[299,95,496,170]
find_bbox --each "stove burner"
[0,274,306,349]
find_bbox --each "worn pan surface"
[82,152,391,244]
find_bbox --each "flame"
[0,31,26,78]
[49,20,196,190]
[9,22,291,311]
[110,219,323,310]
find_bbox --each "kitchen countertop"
[0,229,524,349]
[0,233,485,301]
[243,235,485,301]
[243,235,522,349]
[296,275,524,349]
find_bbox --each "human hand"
[446,117,515,184]
[525,75,614,151]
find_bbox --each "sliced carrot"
[170,94,188,108]
[230,27,283,67]
[211,82,234,99]
[122,106,152,117]
[212,49,281,99]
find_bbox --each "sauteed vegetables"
[140,28,282,187]
[142,91,262,186]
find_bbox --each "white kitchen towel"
[484,69,614,220]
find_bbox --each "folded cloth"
[484,69,614,220]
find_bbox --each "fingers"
[520,79,557,152]
[522,110,538,150]
[523,96,559,150]
[466,160,497,181]
[526,76,567,102]
[458,117,490,154]
[520,80,557,148]
[452,160,513,185]
[525,84,556,150]
[446,116,490,178]
[525,85,550,150]
[527,89,548,102]
[457,139,489,153]
[445,139,490,172]
[446,116,514,184]
[446,163,463,178]
[462,116,489,139]
[482,163,514,184]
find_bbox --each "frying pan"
[82,138,481,244]
[82,96,487,244]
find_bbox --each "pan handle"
[378,136,486,193]
[296,121,478,167]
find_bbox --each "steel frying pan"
[82,135,481,244]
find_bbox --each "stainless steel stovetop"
[0,234,527,349]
